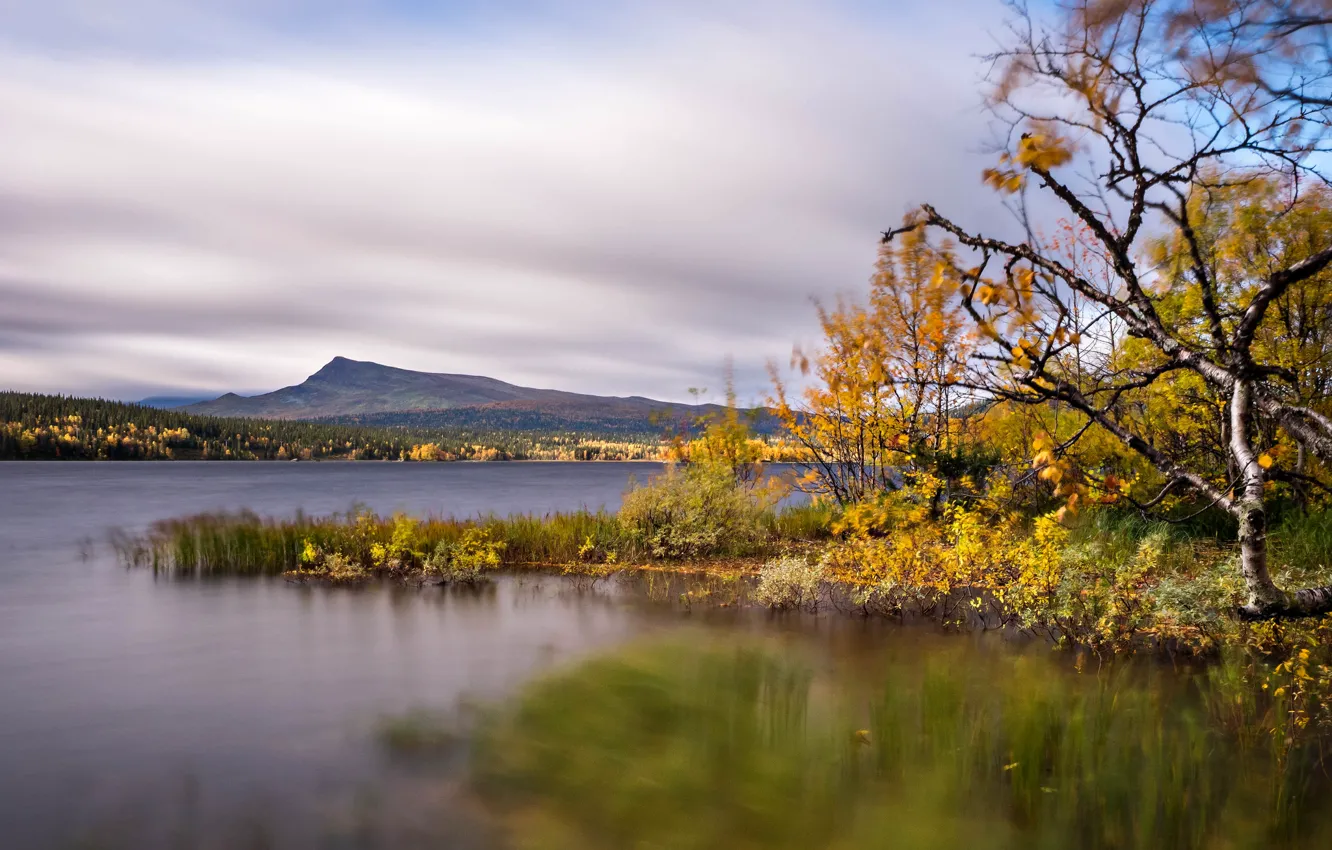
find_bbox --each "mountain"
[182,357,761,434]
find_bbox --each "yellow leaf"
[1258,454,1273,469]
[1017,131,1074,171]
[983,167,1026,194]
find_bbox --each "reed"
[119,504,829,578]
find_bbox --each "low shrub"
[296,541,371,583]
[755,555,825,610]
[368,513,427,572]
[618,461,780,559]
[815,475,1242,652]
[424,528,506,583]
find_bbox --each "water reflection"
[1,574,649,849]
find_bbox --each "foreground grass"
[457,637,1332,850]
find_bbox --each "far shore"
[0,456,679,463]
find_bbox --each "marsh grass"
[1064,509,1186,555]
[467,638,1332,850]
[119,502,831,580]
[117,494,1332,660]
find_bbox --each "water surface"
[4,462,1329,849]
[1,462,675,847]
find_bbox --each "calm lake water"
[3,462,1331,849]
[0,462,832,848]
[0,462,667,847]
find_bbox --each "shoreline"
[0,457,679,464]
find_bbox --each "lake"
[3,462,1331,849]
[1,462,670,847]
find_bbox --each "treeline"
[322,408,663,439]
[321,405,786,437]
[0,392,670,461]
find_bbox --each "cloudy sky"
[1,0,1016,404]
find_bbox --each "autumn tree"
[883,0,1332,617]
[771,229,980,504]
[657,361,773,485]
[680,384,769,485]
[1147,176,1332,485]
[1150,0,1332,110]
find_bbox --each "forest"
[0,392,671,462]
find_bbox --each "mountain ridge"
[181,357,753,433]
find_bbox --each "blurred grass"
[466,637,1332,850]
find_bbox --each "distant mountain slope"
[137,395,217,409]
[183,357,760,432]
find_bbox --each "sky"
[0,0,1017,405]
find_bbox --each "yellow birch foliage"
[772,230,976,503]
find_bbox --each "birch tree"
[884,0,1332,618]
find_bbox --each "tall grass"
[1065,509,1183,553]
[118,503,831,578]
[763,499,836,541]
[1270,509,1332,584]
[468,638,1332,850]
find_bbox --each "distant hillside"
[185,357,771,433]
[0,391,667,461]
[137,395,216,409]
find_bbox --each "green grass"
[118,502,832,578]
[1270,509,1332,584]
[465,637,1332,850]
[762,499,837,541]
[1065,509,1183,552]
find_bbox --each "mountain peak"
[310,356,380,381]
[319,355,363,370]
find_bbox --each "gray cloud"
[0,0,1015,403]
